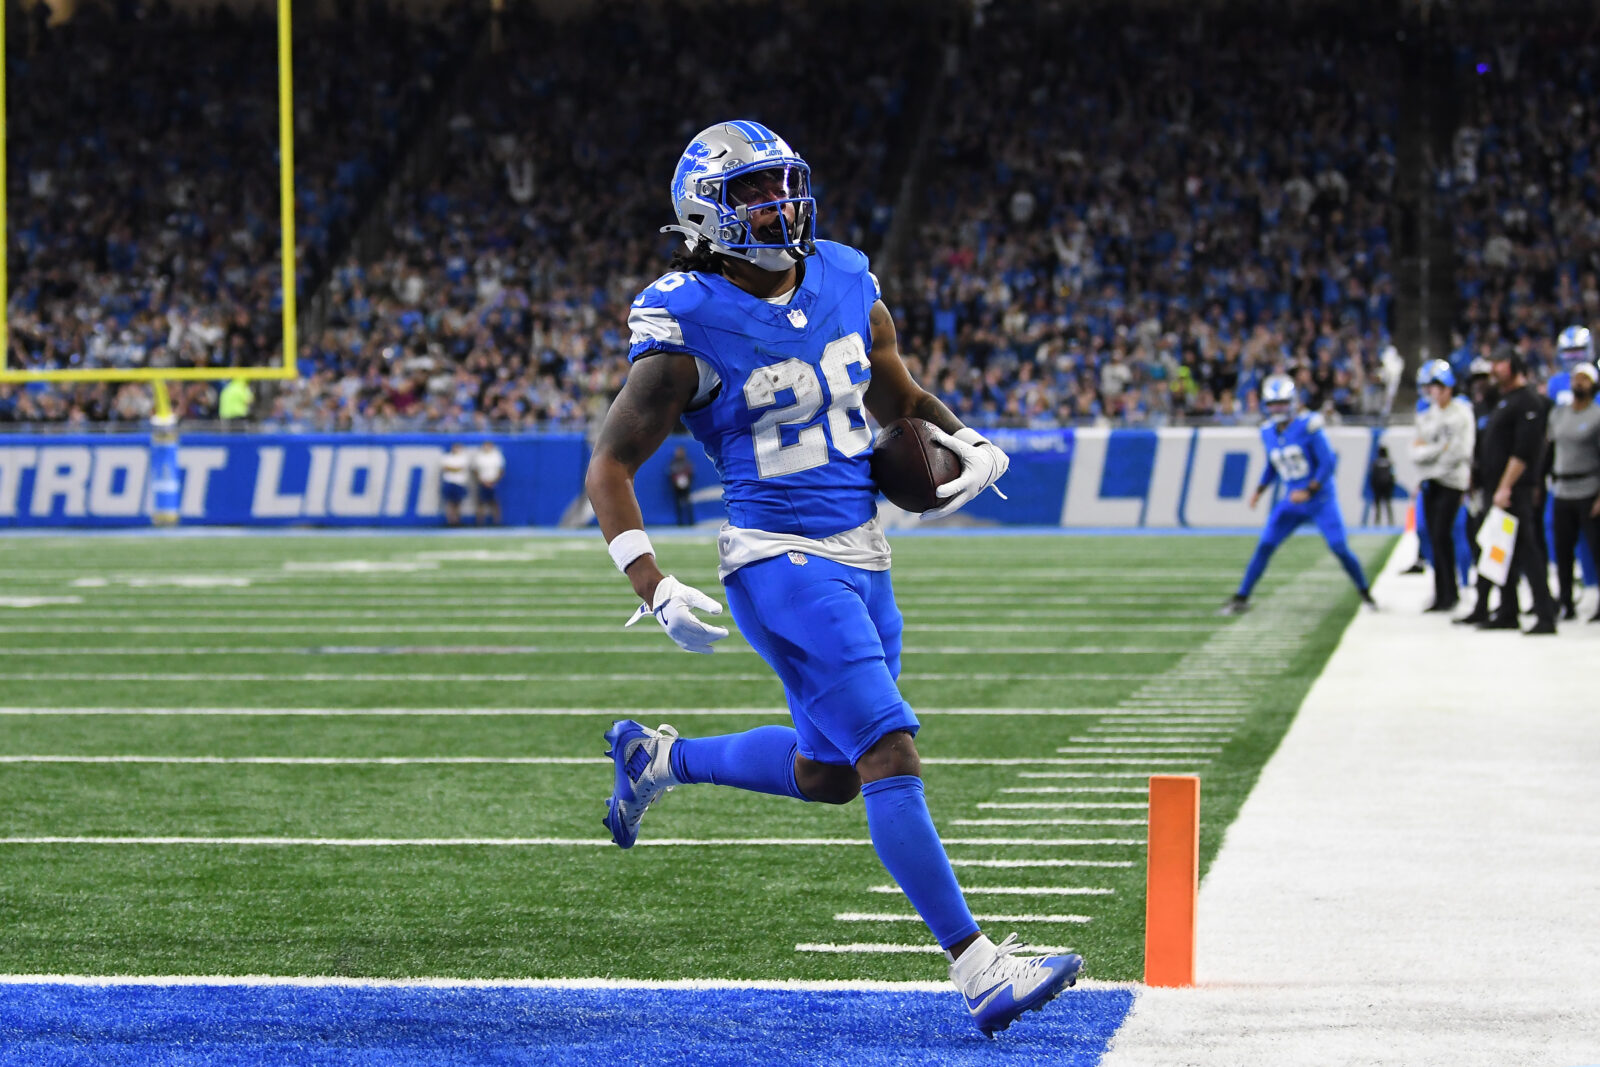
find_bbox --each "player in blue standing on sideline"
[1220,375,1377,615]
[583,121,1082,1037]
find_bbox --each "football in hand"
[869,418,962,513]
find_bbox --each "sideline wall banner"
[0,427,1413,529]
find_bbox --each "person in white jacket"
[1413,359,1476,612]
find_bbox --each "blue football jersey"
[1258,412,1336,496]
[626,240,881,537]
[1548,370,1573,407]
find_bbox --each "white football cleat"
[602,719,680,849]
[950,933,1084,1037]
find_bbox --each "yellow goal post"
[0,0,300,384]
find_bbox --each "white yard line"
[0,646,1186,657]
[951,818,1146,827]
[0,756,609,765]
[0,754,1165,769]
[0,623,1219,635]
[977,802,1147,810]
[948,859,1134,869]
[867,885,1113,897]
[1016,771,1203,779]
[0,706,1139,718]
[998,787,1148,795]
[0,835,1142,848]
[0,672,1164,683]
[1053,746,1224,754]
[1075,735,1232,742]
[794,943,1081,956]
[835,912,1092,924]
[0,971,1114,993]
[1100,543,1600,1067]
[0,973,980,992]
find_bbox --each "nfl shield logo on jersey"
[787,307,808,329]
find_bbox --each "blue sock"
[1237,541,1277,599]
[861,775,979,950]
[668,726,806,800]
[1329,541,1369,594]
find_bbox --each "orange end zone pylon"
[1145,774,1200,987]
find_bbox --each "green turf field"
[0,531,1391,983]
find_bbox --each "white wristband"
[607,529,655,574]
[954,427,989,447]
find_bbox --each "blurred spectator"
[1369,445,1397,525]
[898,2,1398,430]
[1445,7,1600,394]
[6,0,473,415]
[218,378,254,421]
[440,442,470,526]
[669,446,695,526]
[474,440,505,526]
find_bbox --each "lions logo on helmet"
[663,120,817,273]
[1558,326,1594,370]
[1261,375,1297,425]
[1418,358,1455,390]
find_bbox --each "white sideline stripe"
[795,944,1082,956]
[977,802,1148,810]
[836,913,1092,924]
[0,672,1162,683]
[0,706,1138,718]
[952,818,1146,827]
[867,885,1113,896]
[948,859,1135,869]
[0,836,1145,848]
[1098,542,1600,1066]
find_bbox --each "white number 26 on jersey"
[743,333,872,478]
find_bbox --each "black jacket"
[1481,384,1549,492]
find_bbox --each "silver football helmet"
[663,120,816,272]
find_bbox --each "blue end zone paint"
[0,984,1134,1067]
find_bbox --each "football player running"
[1220,375,1377,615]
[584,121,1080,1036]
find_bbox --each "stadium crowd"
[1,0,474,422]
[1443,9,1600,382]
[901,4,1400,428]
[4,0,1595,431]
[261,0,923,432]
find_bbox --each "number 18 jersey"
[626,240,881,538]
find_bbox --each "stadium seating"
[6,0,1593,430]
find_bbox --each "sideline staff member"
[1480,349,1558,634]
[1548,362,1600,621]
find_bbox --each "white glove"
[624,575,729,654]
[921,427,1010,520]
